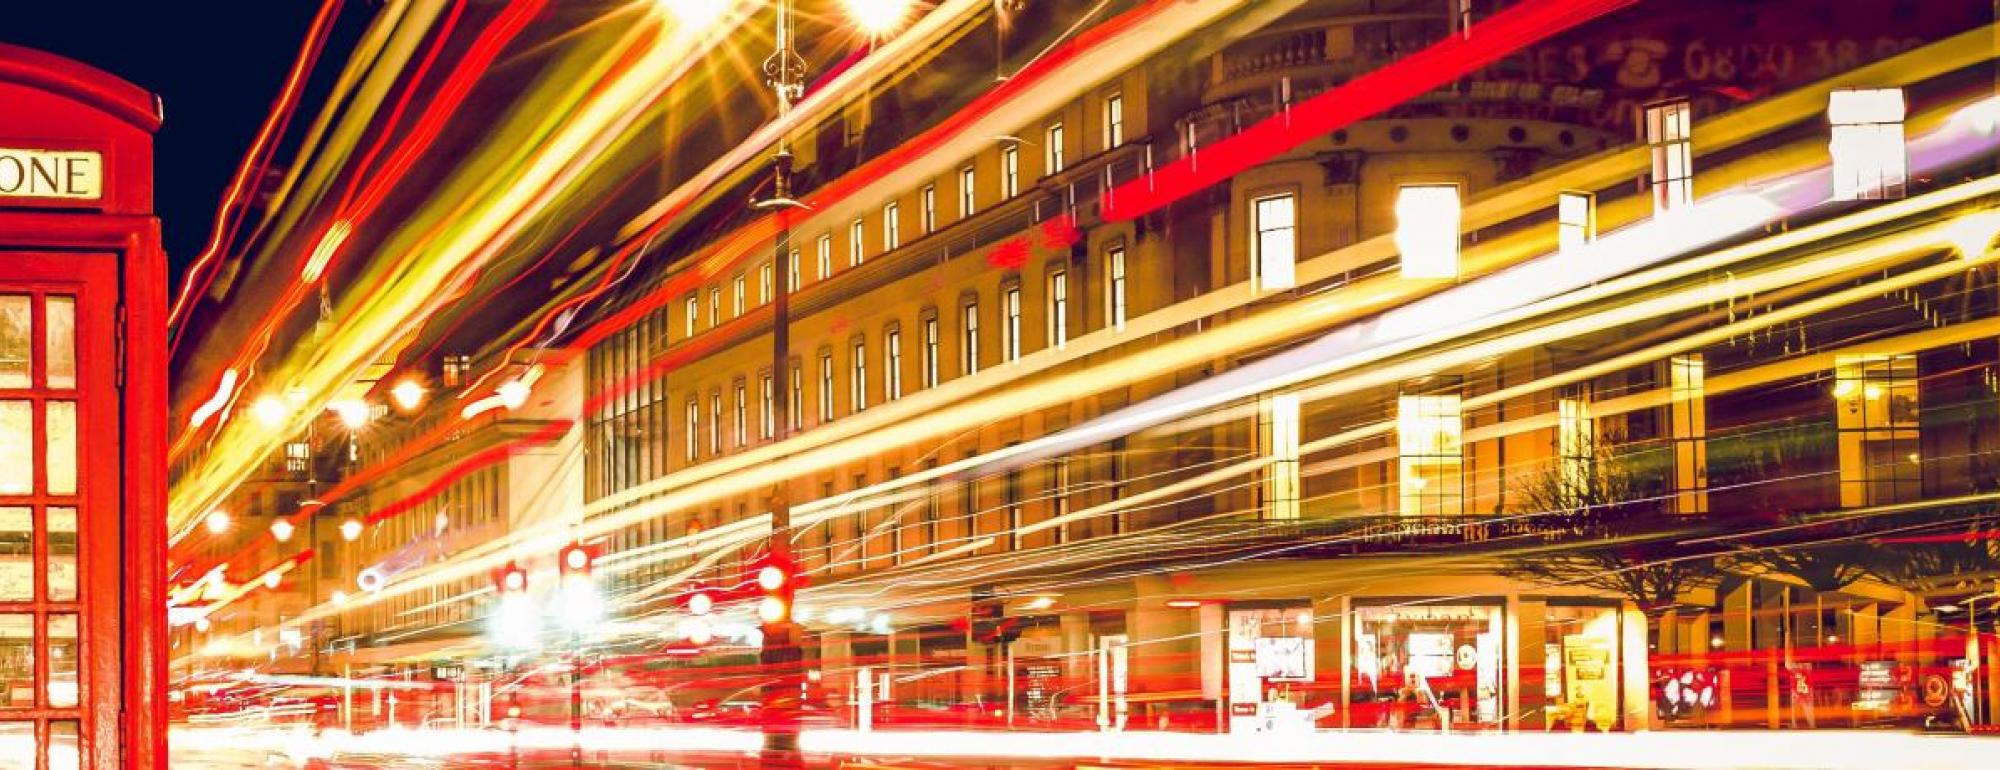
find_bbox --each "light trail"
[1102,0,1641,222]
[167,6,742,539]
[165,724,2000,769]
[167,0,346,335]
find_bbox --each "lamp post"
[754,2,808,766]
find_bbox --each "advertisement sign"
[1855,660,1897,711]
[1562,634,1617,731]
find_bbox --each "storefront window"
[1353,603,1502,730]
[1543,603,1622,731]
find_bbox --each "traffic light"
[754,557,799,625]
[559,542,595,578]
[681,583,715,616]
[493,562,529,595]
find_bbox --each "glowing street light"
[841,0,913,37]
[390,378,426,412]
[339,518,364,542]
[497,379,531,410]
[329,399,369,430]
[269,519,295,543]
[659,0,731,31]
[250,395,288,428]
[204,510,231,535]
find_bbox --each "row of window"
[678,250,1127,463]
[1246,90,1908,293]
[680,94,1126,339]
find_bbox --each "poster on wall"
[1562,634,1617,731]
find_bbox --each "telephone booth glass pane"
[0,402,28,495]
[0,721,31,769]
[45,402,75,496]
[47,508,75,602]
[0,297,27,389]
[0,508,26,601]
[43,298,73,391]
[50,721,79,770]
[0,614,29,708]
[46,615,76,708]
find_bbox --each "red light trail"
[1102,0,1641,223]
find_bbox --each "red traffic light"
[684,585,715,616]
[753,556,798,624]
[559,543,595,576]
[493,562,529,594]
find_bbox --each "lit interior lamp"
[1396,184,1462,279]
[390,378,425,412]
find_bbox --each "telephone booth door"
[0,254,118,769]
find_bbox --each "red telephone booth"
[0,45,168,769]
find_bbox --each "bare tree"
[1502,434,1716,611]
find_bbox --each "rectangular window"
[1397,394,1463,517]
[685,399,700,461]
[851,341,868,413]
[733,275,746,316]
[760,374,775,440]
[922,317,940,388]
[960,166,976,218]
[1669,354,1709,514]
[709,392,723,454]
[817,234,833,279]
[708,287,721,328]
[1557,191,1596,255]
[1104,93,1125,149]
[884,201,901,250]
[684,296,699,339]
[1266,394,1301,520]
[1645,99,1694,213]
[962,302,981,376]
[1557,395,1593,497]
[922,184,937,233]
[1050,458,1071,545]
[1252,193,1297,290]
[1835,354,1919,507]
[1395,184,1461,279]
[789,363,803,431]
[885,329,903,401]
[1045,123,1066,175]
[1107,247,1127,330]
[850,219,866,266]
[819,353,835,422]
[1002,145,1020,198]
[1047,270,1068,349]
[1002,287,1022,362]
[759,262,773,305]
[788,248,801,290]
[1829,88,1908,201]
[733,382,747,447]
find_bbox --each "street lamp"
[339,518,364,542]
[390,378,426,412]
[270,518,295,542]
[204,510,231,535]
[841,0,914,37]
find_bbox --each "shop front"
[1350,601,1505,732]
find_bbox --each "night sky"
[5,3,328,282]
